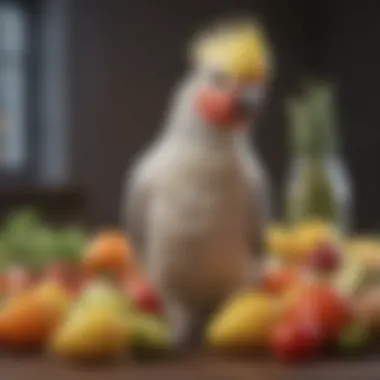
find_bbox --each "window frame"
[0,0,41,185]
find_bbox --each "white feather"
[124,72,271,342]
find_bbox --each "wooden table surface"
[2,354,380,380]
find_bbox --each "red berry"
[270,320,322,363]
[306,242,341,272]
[128,280,162,314]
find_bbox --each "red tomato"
[286,282,352,342]
[270,320,322,363]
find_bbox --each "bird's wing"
[248,163,271,255]
[123,155,154,266]
[240,143,272,256]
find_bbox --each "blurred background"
[0,0,378,232]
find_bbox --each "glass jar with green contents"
[284,82,353,233]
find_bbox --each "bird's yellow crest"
[190,20,272,82]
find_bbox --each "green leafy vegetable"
[0,208,88,272]
[0,239,10,272]
[54,226,88,264]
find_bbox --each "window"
[0,0,69,186]
[0,2,27,176]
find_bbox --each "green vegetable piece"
[4,208,42,237]
[129,312,170,352]
[0,208,44,269]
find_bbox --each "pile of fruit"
[1,210,380,366]
[205,221,380,363]
[0,210,168,363]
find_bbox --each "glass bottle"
[284,83,353,233]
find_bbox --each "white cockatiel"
[124,20,273,348]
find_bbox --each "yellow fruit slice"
[206,292,282,349]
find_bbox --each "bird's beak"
[237,84,266,116]
[195,82,266,129]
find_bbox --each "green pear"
[75,279,131,315]
[50,304,128,362]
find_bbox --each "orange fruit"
[262,267,301,295]
[31,281,71,323]
[83,230,136,277]
[0,292,59,350]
